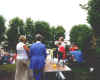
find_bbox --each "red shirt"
[58,46,66,59]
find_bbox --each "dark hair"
[58,42,61,45]
[59,36,64,41]
[35,34,43,41]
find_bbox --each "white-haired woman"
[15,35,30,80]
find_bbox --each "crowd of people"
[0,49,17,65]
[14,34,84,80]
[48,36,83,66]
[0,34,84,80]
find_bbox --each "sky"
[0,0,88,40]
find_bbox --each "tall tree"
[88,0,100,53]
[7,17,24,51]
[25,18,35,43]
[49,26,56,48]
[50,26,56,41]
[69,24,93,51]
[88,0,100,34]
[0,15,6,43]
[34,21,51,47]
[34,21,51,41]
[55,25,65,40]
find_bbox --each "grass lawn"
[0,64,95,80]
[71,66,88,72]
[66,61,89,72]
[0,64,16,72]
[0,63,89,72]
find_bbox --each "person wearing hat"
[29,34,47,80]
[15,35,30,80]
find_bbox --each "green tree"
[34,21,51,47]
[0,15,6,43]
[48,26,66,48]
[7,17,24,51]
[88,0,100,34]
[69,24,93,51]
[49,26,56,48]
[88,0,100,53]
[55,25,65,40]
[34,21,51,41]
[25,18,35,43]
[50,26,56,41]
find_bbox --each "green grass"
[66,62,89,72]
[71,67,88,72]
[0,63,89,73]
[0,64,94,80]
[0,64,16,72]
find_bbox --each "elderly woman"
[15,35,30,80]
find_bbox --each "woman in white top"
[15,35,30,80]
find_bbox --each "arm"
[23,45,30,57]
[23,45,29,53]
[29,46,33,58]
[44,45,47,59]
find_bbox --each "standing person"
[58,36,67,64]
[15,35,30,80]
[57,42,66,66]
[29,34,47,80]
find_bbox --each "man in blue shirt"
[29,34,47,80]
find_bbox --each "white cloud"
[0,0,88,40]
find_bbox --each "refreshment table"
[45,59,71,72]
[44,55,72,80]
